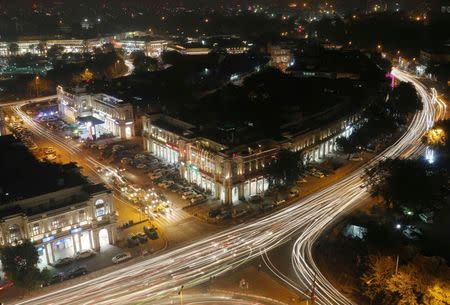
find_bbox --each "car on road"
[112,252,132,264]
[52,257,74,267]
[41,273,64,287]
[0,278,14,291]
[66,266,88,279]
[288,188,300,198]
[74,249,96,260]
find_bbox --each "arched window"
[95,199,107,217]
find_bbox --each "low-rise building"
[142,110,358,205]
[57,86,135,139]
[0,135,117,265]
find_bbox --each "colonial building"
[142,111,358,205]
[57,86,135,139]
[0,135,117,266]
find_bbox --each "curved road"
[11,69,443,305]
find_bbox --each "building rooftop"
[0,135,90,204]
[93,93,126,106]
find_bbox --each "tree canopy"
[364,158,446,212]
[265,149,305,188]
[0,240,50,291]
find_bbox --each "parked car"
[74,249,95,260]
[144,226,159,240]
[419,212,434,224]
[136,163,148,169]
[66,266,88,279]
[44,147,55,155]
[52,257,74,267]
[208,208,221,218]
[127,234,141,247]
[112,252,132,264]
[45,153,57,161]
[274,199,286,206]
[402,228,421,240]
[288,188,300,198]
[136,232,148,243]
[296,178,307,185]
[148,172,162,180]
[42,273,64,287]
[350,155,363,161]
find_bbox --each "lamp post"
[35,76,40,97]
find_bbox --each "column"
[89,230,94,250]
[49,242,55,263]
[72,235,78,254]
[92,230,100,251]
[77,233,82,251]
[44,244,51,265]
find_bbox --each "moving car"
[112,252,132,264]
[66,266,88,279]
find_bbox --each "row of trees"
[362,254,450,305]
[336,82,422,157]
[265,150,305,188]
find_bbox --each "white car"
[112,252,132,264]
[44,147,55,155]
[74,249,95,260]
[45,154,57,161]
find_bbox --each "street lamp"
[35,76,40,97]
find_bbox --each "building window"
[95,199,107,217]
[79,209,86,222]
[8,224,21,243]
[32,223,40,236]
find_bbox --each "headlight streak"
[15,69,442,305]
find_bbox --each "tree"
[361,255,397,304]
[132,51,158,73]
[364,158,446,212]
[336,136,357,158]
[266,149,305,188]
[47,45,65,61]
[37,42,47,55]
[0,240,50,292]
[8,43,19,55]
[389,82,422,123]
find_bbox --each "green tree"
[132,52,158,73]
[336,136,357,158]
[266,149,305,188]
[0,240,50,292]
[364,158,445,212]
[8,43,19,55]
[47,45,65,61]
[389,82,422,123]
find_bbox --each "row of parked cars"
[127,226,159,247]
[8,120,38,151]
[51,249,96,268]
[42,266,89,287]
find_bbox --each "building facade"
[57,86,135,139]
[0,184,117,266]
[143,112,358,205]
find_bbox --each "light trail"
[10,69,441,305]
[287,68,443,305]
